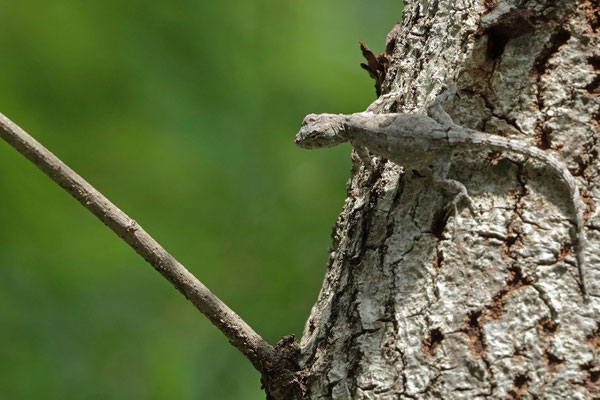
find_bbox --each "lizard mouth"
[294,132,316,148]
[295,129,335,149]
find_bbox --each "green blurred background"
[0,1,401,398]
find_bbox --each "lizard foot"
[353,145,377,170]
[438,178,479,223]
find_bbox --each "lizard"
[295,82,588,298]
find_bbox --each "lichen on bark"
[296,0,600,398]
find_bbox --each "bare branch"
[0,112,277,372]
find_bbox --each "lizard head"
[295,113,347,149]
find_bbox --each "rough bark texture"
[297,0,600,399]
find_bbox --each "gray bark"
[297,0,600,399]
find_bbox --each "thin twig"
[0,112,277,372]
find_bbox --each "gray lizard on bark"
[295,83,588,298]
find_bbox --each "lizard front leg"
[353,144,376,170]
[432,153,478,223]
[428,82,479,223]
[427,81,458,128]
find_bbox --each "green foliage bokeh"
[0,1,401,398]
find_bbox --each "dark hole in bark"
[538,316,559,336]
[463,310,486,356]
[514,374,528,388]
[586,2,600,32]
[469,310,482,327]
[539,127,553,149]
[507,374,529,399]
[435,249,444,270]
[506,233,518,247]
[486,27,511,59]
[431,209,447,240]
[423,328,445,356]
[485,9,534,60]
[507,265,531,286]
[580,361,600,391]
[545,351,565,372]
[535,29,571,74]
[590,369,600,383]
[585,75,600,96]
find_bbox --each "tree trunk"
[295,0,600,398]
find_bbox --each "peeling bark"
[296,0,600,399]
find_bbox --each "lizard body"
[295,87,588,297]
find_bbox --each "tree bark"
[295,0,600,398]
